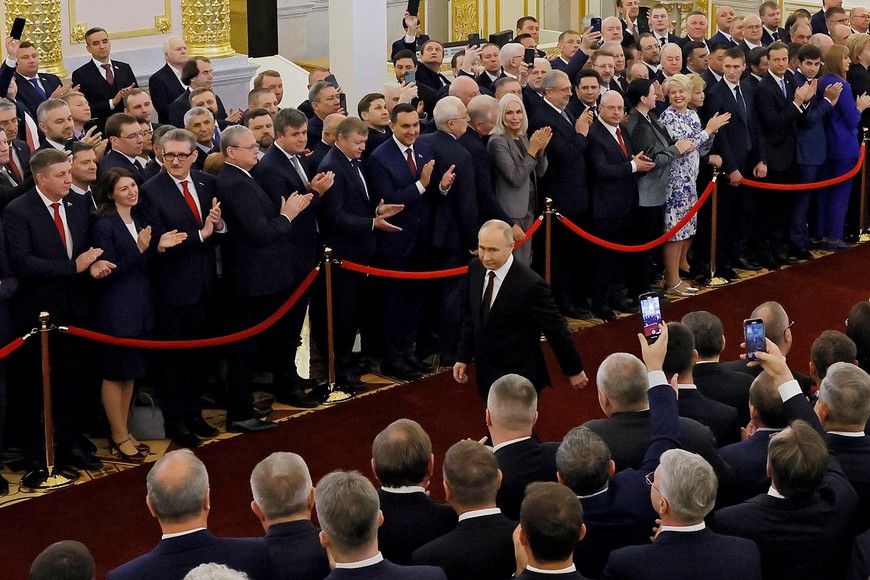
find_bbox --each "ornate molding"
[68,0,172,43]
[182,0,236,58]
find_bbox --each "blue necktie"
[28,78,47,100]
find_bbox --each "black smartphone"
[407,0,420,17]
[744,318,766,361]
[639,292,663,344]
[324,74,340,90]
[63,137,76,152]
[10,17,26,40]
[591,17,602,33]
[83,118,99,133]
[524,47,536,66]
[339,92,347,114]
[405,70,416,84]
[468,33,482,48]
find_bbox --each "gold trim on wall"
[452,0,480,41]
[68,0,172,43]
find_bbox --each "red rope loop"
[740,146,865,190]
[557,178,717,252]
[61,267,319,349]
[0,333,33,360]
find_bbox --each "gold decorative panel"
[68,0,172,43]
[4,0,66,77]
[452,0,480,42]
[182,0,235,58]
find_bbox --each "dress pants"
[379,251,428,363]
[816,158,857,241]
[425,248,469,365]
[629,204,664,297]
[791,164,822,250]
[757,167,795,258]
[551,212,590,310]
[590,214,631,312]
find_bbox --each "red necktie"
[616,127,628,157]
[180,180,202,226]
[7,155,22,183]
[102,63,115,85]
[50,202,68,253]
[405,148,417,176]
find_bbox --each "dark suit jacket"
[253,144,323,274]
[70,59,138,125]
[91,214,153,337]
[693,362,753,425]
[142,159,163,181]
[414,64,450,92]
[216,163,295,296]
[602,528,762,580]
[412,512,517,580]
[621,17,650,47]
[494,439,559,521]
[457,127,511,223]
[811,9,827,35]
[528,101,588,216]
[264,520,330,580]
[458,257,583,396]
[106,530,271,580]
[587,119,638,221]
[709,31,737,48]
[378,488,458,566]
[308,140,331,172]
[518,571,588,580]
[298,99,315,119]
[678,387,741,446]
[307,115,325,151]
[848,64,870,131]
[849,529,870,580]
[3,188,93,329]
[392,33,431,60]
[761,27,788,46]
[367,137,434,258]
[703,78,766,174]
[416,131,479,254]
[168,88,228,128]
[827,433,870,531]
[720,358,813,395]
[325,560,446,580]
[148,63,186,124]
[98,149,145,184]
[718,429,781,505]
[137,169,219,306]
[756,73,801,172]
[0,142,35,211]
[11,67,63,120]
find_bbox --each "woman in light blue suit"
[488,94,550,265]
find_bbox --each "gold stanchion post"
[21,312,78,490]
[318,248,352,405]
[859,129,869,243]
[707,171,729,287]
[544,198,553,285]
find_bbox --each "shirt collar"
[677,384,697,389]
[458,507,501,522]
[162,527,207,540]
[92,57,113,70]
[492,436,531,453]
[659,522,706,533]
[46,138,66,151]
[69,183,87,195]
[744,40,761,50]
[36,187,63,207]
[767,486,786,499]
[275,141,301,161]
[334,552,384,569]
[577,486,609,499]
[225,162,252,179]
[380,485,427,494]
[543,97,566,116]
[487,253,514,282]
[724,78,740,92]
[169,173,193,188]
[392,135,414,154]
[828,431,866,438]
[527,564,578,574]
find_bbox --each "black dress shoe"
[228,418,278,432]
[592,309,617,322]
[56,447,102,471]
[187,416,219,438]
[167,430,202,449]
[251,405,272,418]
[717,266,738,280]
[735,258,762,271]
[277,388,320,409]
[337,371,367,390]
[0,474,8,497]
[381,358,424,381]
[78,435,97,455]
[793,248,812,260]
[405,354,434,373]
[776,252,798,265]
[290,376,320,390]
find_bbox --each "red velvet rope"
[0,335,31,360]
[557,178,717,252]
[740,146,865,190]
[337,216,543,279]
[61,267,319,349]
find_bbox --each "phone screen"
[640,292,662,343]
[591,18,602,33]
[744,319,766,361]
[324,74,340,90]
[10,18,26,40]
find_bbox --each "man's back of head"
[751,301,791,352]
[315,470,381,559]
[556,426,612,496]
[749,372,788,429]
[811,331,857,382]
[249,452,313,526]
[29,541,95,580]
[443,440,500,510]
[662,322,696,379]
[656,449,718,524]
[596,353,649,415]
[519,482,585,565]
[681,311,726,360]
[183,563,249,580]
[372,418,432,488]
[767,420,829,500]
[817,362,870,431]
[146,449,209,527]
[487,374,538,435]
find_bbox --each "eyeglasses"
[229,143,260,152]
[645,471,666,498]
[164,152,193,162]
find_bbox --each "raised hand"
[374,199,404,232]
[75,247,104,273]
[225,107,243,123]
[419,159,435,188]
[637,321,669,372]
[309,171,335,195]
[439,164,456,191]
[280,192,314,221]
[112,83,136,106]
[136,225,152,253]
[705,112,731,134]
[158,229,188,250]
[207,198,223,230]
[824,81,843,106]
[528,127,552,156]
[5,36,18,61]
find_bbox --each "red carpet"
[2,243,868,578]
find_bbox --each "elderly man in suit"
[604,449,763,579]
[0,125,34,211]
[70,28,137,129]
[412,440,516,579]
[249,452,330,580]
[148,36,188,124]
[137,128,225,448]
[372,419,457,565]
[316,471,447,580]
[513,483,590,580]
[108,450,271,579]
[453,220,586,398]
[4,148,114,470]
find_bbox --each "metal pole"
[707,171,729,287]
[545,197,553,285]
[320,248,352,404]
[860,129,869,243]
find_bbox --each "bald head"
[716,6,735,32]
[751,301,791,352]
[602,17,623,41]
[831,24,852,45]
[322,113,346,146]
[449,75,481,106]
[810,33,834,57]
[146,449,209,524]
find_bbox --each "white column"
[329,0,389,116]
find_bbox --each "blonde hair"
[491,93,528,137]
[665,73,693,95]
[687,73,706,93]
[847,33,870,66]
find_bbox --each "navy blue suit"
[107,530,271,580]
[325,559,446,580]
[718,429,780,505]
[709,31,737,48]
[827,433,870,532]
[495,439,559,521]
[307,115,324,151]
[148,64,186,124]
[811,9,827,35]
[264,520,330,580]
[677,388,741,447]
[98,149,145,184]
[849,529,870,580]
[71,59,138,127]
[391,34,430,60]
[761,27,788,46]
[692,362,753,425]
[10,67,62,121]
[378,488,457,566]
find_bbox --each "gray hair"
[308,80,332,104]
[0,97,16,114]
[220,124,253,156]
[183,563,250,580]
[556,427,611,496]
[601,40,625,57]
[819,362,870,427]
[540,70,569,94]
[184,106,214,128]
[146,449,209,523]
[467,94,498,127]
[492,94,527,136]
[596,353,648,412]
[36,99,69,125]
[499,42,524,67]
[315,470,380,552]
[163,35,185,53]
[250,452,313,520]
[478,219,513,246]
[433,96,465,131]
[533,57,552,71]
[448,75,480,98]
[162,128,197,151]
[657,449,717,523]
[487,374,537,430]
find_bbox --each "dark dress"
[91,213,154,380]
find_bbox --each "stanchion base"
[859,232,870,243]
[707,276,731,287]
[322,389,354,405]
[21,466,79,490]
[310,383,354,405]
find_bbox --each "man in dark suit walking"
[148,36,188,124]
[107,450,272,580]
[249,452,330,580]
[412,440,517,579]
[138,128,225,448]
[315,470,447,580]
[454,220,586,398]
[372,419,457,565]
[70,27,137,129]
